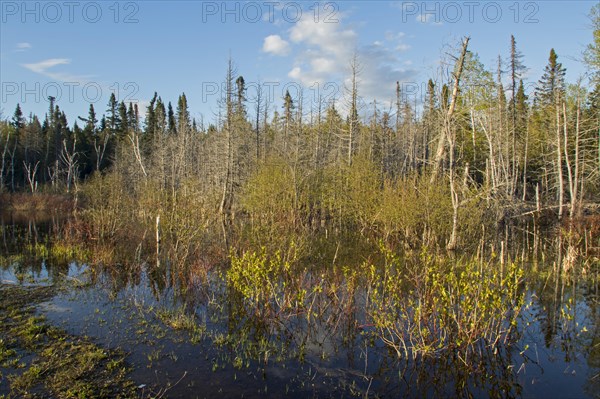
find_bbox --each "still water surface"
[1,212,598,398]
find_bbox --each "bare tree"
[23,161,40,193]
[346,54,360,165]
[433,37,470,250]
[431,37,470,183]
[60,137,79,193]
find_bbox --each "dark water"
[1,213,599,398]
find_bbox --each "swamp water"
[0,212,599,398]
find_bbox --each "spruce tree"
[78,104,98,134]
[176,93,191,134]
[514,80,529,133]
[12,104,25,132]
[509,36,526,109]
[106,93,121,134]
[117,101,128,139]
[155,97,166,135]
[145,93,158,136]
[143,93,158,152]
[535,49,566,106]
[127,102,138,132]
[168,102,177,135]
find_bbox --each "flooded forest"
[1,13,600,398]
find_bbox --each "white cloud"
[262,35,290,56]
[16,42,32,52]
[288,66,302,79]
[285,12,357,89]
[23,58,70,73]
[289,14,356,61]
[385,31,406,41]
[416,13,443,25]
[22,58,92,83]
[385,31,411,52]
[310,57,336,74]
[355,42,419,104]
[258,12,420,111]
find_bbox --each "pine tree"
[106,93,122,138]
[79,104,98,134]
[143,93,158,152]
[127,102,138,132]
[509,36,526,111]
[177,93,191,134]
[535,49,566,106]
[76,104,98,174]
[168,102,177,135]
[99,116,107,133]
[12,104,25,132]
[155,97,166,136]
[512,80,527,132]
[534,49,567,219]
[117,101,128,139]
[508,36,527,187]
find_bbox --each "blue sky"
[0,1,596,126]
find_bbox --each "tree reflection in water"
[1,214,598,398]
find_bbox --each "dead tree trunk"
[431,37,470,183]
[429,37,470,250]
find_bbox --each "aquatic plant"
[366,245,525,362]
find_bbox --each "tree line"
[1,17,599,248]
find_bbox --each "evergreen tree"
[117,101,129,138]
[145,92,158,137]
[283,90,294,119]
[143,93,158,154]
[78,104,98,135]
[12,104,25,132]
[514,80,529,133]
[21,114,43,167]
[77,104,98,175]
[47,96,56,128]
[168,102,177,135]
[176,93,191,134]
[535,49,566,106]
[508,35,527,159]
[155,97,167,136]
[127,102,138,132]
[99,116,107,132]
[106,93,121,134]
[508,36,526,108]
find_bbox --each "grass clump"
[0,285,137,398]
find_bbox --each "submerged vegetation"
[0,285,137,398]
